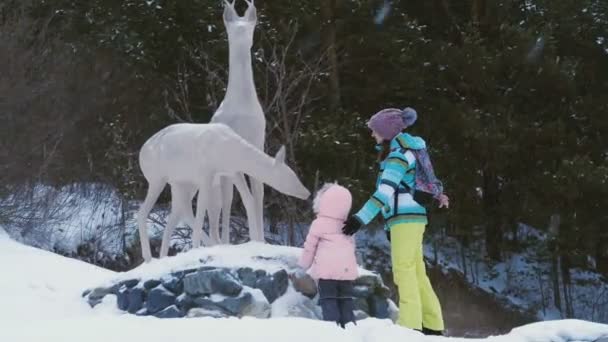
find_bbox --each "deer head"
[269,146,311,200]
[223,0,257,50]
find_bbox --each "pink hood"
[298,184,359,280]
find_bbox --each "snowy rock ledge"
[82,242,398,321]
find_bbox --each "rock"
[192,297,228,314]
[237,267,258,288]
[170,268,198,280]
[241,289,271,318]
[354,275,380,289]
[143,279,162,290]
[375,285,392,298]
[154,305,184,319]
[176,294,197,312]
[352,285,372,298]
[187,308,228,319]
[183,269,242,297]
[82,289,91,298]
[135,308,148,316]
[117,287,130,311]
[146,286,177,314]
[255,269,288,303]
[127,287,145,314]
[291,273,317,299]
[285,298,321,319]
[354,310,369,321]
[368,295,389,319]
[387,299,399,323]
[354,297,370,315]
[88,287,113,301]
[87,298,102,308]
[118,279,140,289]
[216,292,254,316]
[162,277,183,294]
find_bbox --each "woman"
[342,107,448,335]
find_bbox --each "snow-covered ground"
[1,227,608,342]
[419,225,608,323]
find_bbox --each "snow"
[418,224,608,323]
[1,232,608,342]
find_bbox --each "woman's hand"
[342,216,363,236]
[437,193,450,209]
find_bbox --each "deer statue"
[209,0,267,244]
[137,123,310,262]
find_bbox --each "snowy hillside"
[1,228,607,342]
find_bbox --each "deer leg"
[137,179,166,262]
[160,183,189,258]
[220,177,234,244]
[192,181,213,248]
[159,211,179,258]
[233,174,259,242]
[250,177,265,242]
[207,182,222,245]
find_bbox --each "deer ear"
[244,0,257,22]
[223,0,238,23]
[274,146,286,165]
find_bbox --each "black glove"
[386,230,391,242]
[342,216,362,236]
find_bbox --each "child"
[298,183,358,328]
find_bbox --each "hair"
[377,140,391,162]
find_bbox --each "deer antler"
[244,0,257,22]
[223,0,238,22]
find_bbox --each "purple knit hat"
[367,107,418,140]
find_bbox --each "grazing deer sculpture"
[137,123,310,262]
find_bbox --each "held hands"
[342,216,363,236]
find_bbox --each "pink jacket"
[298,184,359,280]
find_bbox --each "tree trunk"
[596,233,608,276]
[471,0,486,26]
[483,168,502,262]
[548,214,562,313]
[320,0,341,110]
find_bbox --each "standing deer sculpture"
[208,0,267,244]
[137,123,310,262]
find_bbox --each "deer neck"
[225,44,258,106]
[228,138,279,186]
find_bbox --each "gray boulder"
[118,279,140,289]
[352,285,372,298]
[162,277,183,294]
[143,279,162,290]
[187,308,228,319]
[183,269,242,297]
[368,295,389,319]
[88,287,113,302]
[154,305,184,319]
[215,292,254,316]
[354,297,370,315]
[117,287,130,311]
[127,287,145,314]
[255,270,288,303]
[146,286,177,314]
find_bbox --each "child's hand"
[437,193,450,209]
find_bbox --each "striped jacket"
[354,133,428,230]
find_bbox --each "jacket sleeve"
[298,220,321,270]
[354,151,411,225]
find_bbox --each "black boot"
[422,327,444,336]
